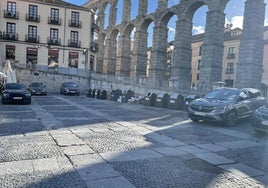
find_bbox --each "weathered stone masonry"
[83,0,266,93]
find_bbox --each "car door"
[235,90,252,118]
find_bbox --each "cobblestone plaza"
[0,95,267,187]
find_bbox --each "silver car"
[188,88,266,126]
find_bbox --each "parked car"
[28,82,47,95]
[251,105,268,134]
[1,83,31,104]
[60,82,80,96]
[188,87,266,126]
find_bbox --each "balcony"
[47,37,61,45]
[2,32,18,41]
[4,10,19,19]
[227,53,236,59]
[90,42,99,52]
[48,17,61,25]
[26,13,40,22]
[25,35,40,43]
[68,39,81,48]
[69,20,81,28]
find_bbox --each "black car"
[28,82,47,95]
[188,87,266,126]
[251,105,268,134]
[1,83,31,104]
[60,82,80,96]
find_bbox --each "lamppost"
[83,48,91,86]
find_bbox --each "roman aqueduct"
[83,0,266,93]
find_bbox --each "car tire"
[225,110,238,127]
[190,118,200,123]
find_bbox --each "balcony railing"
[2,32,18,40]
[47,37,61,45]
[227,53,235,59]
[69,20,81,28]
[91,23,100,31]
[26,13,40,22]
[48,17,61,25]
[4,10,19,19]
[90,42,99,52]
[68,39,81,48]
[25,34,40,43]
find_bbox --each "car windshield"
[31,83,44,87]
[65,83,78,87]
[6,83,26,90]
[204,89,238,100]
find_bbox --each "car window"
[204,89,238,100]
[239,91,248,99]
[6,84,26,90]
[65,83,78,87]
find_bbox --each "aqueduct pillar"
[199,7,226,92]
[235,0,266,89]
[171,17,193,91]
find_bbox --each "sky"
[66,0,268,45]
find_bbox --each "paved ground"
[0,95,267,188]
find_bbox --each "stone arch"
[149,10,177,84]
[103,29,120,74]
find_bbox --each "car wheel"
[190,118,200,123]
[225,110,238,127]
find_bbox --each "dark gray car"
[60,82,80,96]
[251,105,268,134]
[188,88,266,126]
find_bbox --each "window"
[71,11,79,26]
[90,55,94,71]
[51,8,59,21]
[28,26,37,38]
[29,5,38,17]
[26,48,38,69]
[197,60,201,70]
[70,31,78,42]
[6,45,15,60]
[198,46,202,56]
[48,50,59,66]
[228,47,235,59]
[7,2,16,13]
[68,52,78,68]
[226,62,234,74]
[7,22,15,34]
[50,28,58,40]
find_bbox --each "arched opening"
[104,3,111,29]
[148,0,157,14]
[131,0,139,20]
[116,0,124,25]
[168,0,180,8]
[190,5,208,88]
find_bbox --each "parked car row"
[1,81,80,104]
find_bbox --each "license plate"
[13,97,22,100]
[194,111,206,116]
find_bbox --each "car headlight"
[212,106,228,113]
[25,93,31,97]
[2,93,10,97]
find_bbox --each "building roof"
[22,0,90,10]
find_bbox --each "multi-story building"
[0,0,98,78]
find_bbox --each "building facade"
[0,0,97,79]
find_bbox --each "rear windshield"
[64,83,78,87]
[31,83,43,87]
[204,89,239,100]
[5,83,26,90]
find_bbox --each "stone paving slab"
[62,145,95,156]
[216,140,263,149]
[84,176,135,188]
[194,153,235,165]
[219,163,266,177]
[195,143,228,152]
[153,146,188,156]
